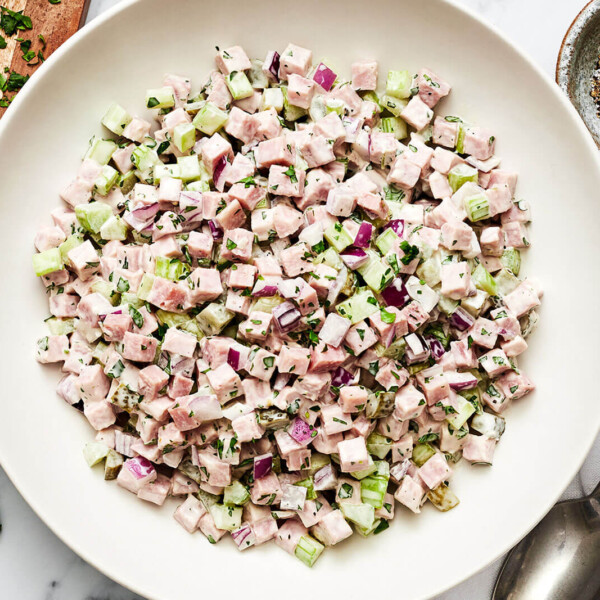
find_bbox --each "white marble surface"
[0,0,596,598]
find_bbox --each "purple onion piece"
[450,306,475,331]
[313,62,337,91]
[253,453,273,480]
[331,367,354,387]
[227,348,240,370]
[340,247,368,270]
[209,220,223,240]
[265,50,280,81]
[449,376,479,391]
[383,219,405,237]
[127,456,154,479]
[380,277,410,307]
[288,417,315,444]
[425,337,446,361]
[252,284,279,298]
[404,334,430,365]
[272,301,302,334]
[353,221,373,248]
[213,157,227,191]
[231,523,254,548]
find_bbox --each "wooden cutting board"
[0,0,90,116]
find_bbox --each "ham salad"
[32,42,541,566]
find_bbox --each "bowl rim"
[1,1,599,599]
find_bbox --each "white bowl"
[0,1,598,599]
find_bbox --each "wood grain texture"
[0,0,90,116]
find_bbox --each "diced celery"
[282,85,307,121]
[225,71,254,100]
[460,288,488,317]
[33,248,63,277]
[252,294,285,314]
[192,102,229,135]
[210,504,242,531]
[463,193,490,222]
[437,294,459,315]
[380,94,408,117]
[358,255,394,293]
[261,87,284,112]
[58,234,84,263]
[314,247,343,270]
[177,155,202,182]
[137,273,156,301]
[197,303,234,335]
[186,179,211,193]
[295,477,317,500]
[355,518,383,537]
[100,214,128,241]
[101,102,132,135]
[75,202,112,234]
[91,280,119,305]
[501,248,521,276]
[46,317,75,335]
[85,137,117,165]
[494,268,521,296]
[145,86,175,109]
[336,288,379,324]
[360,461,390,509]
[294,535,324,568]
[427,483,460,512]
[131,145,159,172]
[472,263,497,296]
[456,124,466,153]
[248,58,269,89]
[325,97,345,116]
[83,442,109,467]
[154,163,181,184]
[223,481,250,506]
[340,502,375,530]
[378,116,408,140]
[324,222,353,252]
[412,443,436,467]
[350,456,376,480]
[448,164,478,192]
[306,453,330,477]
[446,395,476,429]
[386,70,413,99]
[375,228,399,255]
[155,256,190,281]
[366,432,392,459]
[118,170,138,194]
[94,164,119,196]
[173,122,196,153]
[104,449,124,480]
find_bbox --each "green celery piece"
[294,535,324,567]
[192,102,229,135]
[75,202,112,233]
[472,263,497,296]
[448,163,478,193]
[412,443,436,467]
[32,248,62,276]
[324,222,353,252]
[386,70,412,99]
[101,102,132,135]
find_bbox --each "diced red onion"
[253,453,273,479]
[123,203,160,231]
[425,337,446,361]
[253,282,280,297]
[313,62,337,91]
[313,463,339,491]
[447,371,479,391]
[340,247,369,270]
[227,348,240,370]
[265,50,280,81]
[272,301,302,334]
[209,220,223,240]
[331,367,355,387]
[353,221,373,248]
[383,219,405,237]
[288,417,315,444]
[450,306,475,331]
[380,277,410,307]
[213,157,227,191]
[98,307,123,321]
[127,456,154,479]
[231,523,255,550]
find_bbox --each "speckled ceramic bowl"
[557,0,600,146]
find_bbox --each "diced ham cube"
[394,474,426,513]
[441,261,471,300]
[268,165,306,197]
[388,155,421,189]
[463,127,495,160]
[278,43,312,80]
[401,96,434,131]
[276,345,311,375]
[393,384,426,420]
[462,434,497,464]
[221,228,254,262]
[351,60,378,91]
[174,495,206,533]
[418,453,452,489]
[416,68,451,108]
[163,328,197,358]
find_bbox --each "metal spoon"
[493,481,600,600]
